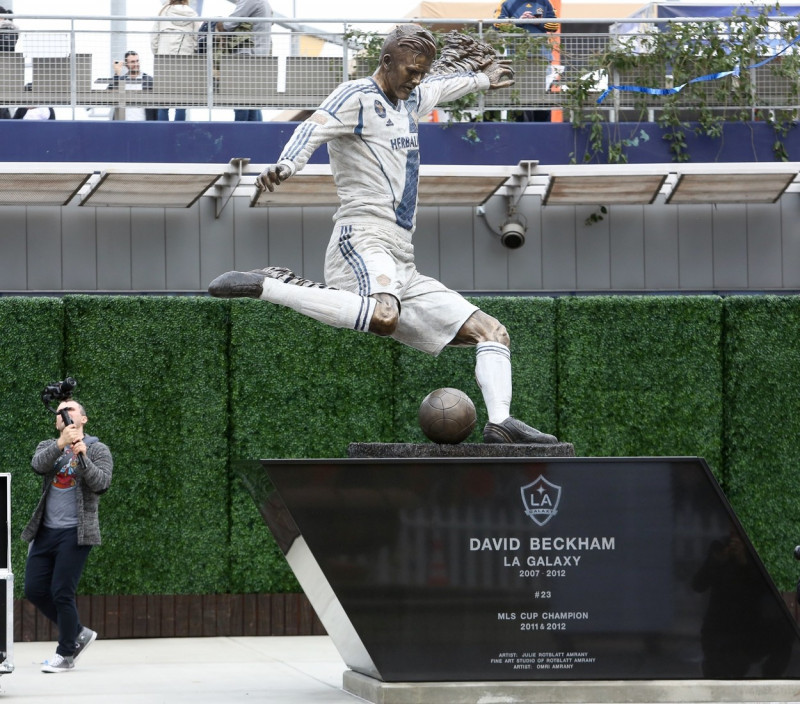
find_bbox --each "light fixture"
[499,212,527,250]
[478,200,527,249]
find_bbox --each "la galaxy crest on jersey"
[375,98,395,126]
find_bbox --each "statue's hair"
[379,23,437,62]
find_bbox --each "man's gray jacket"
[21,437,113,546]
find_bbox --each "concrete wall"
[2,192,800,293]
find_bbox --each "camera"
[40,377,86,466]
[41,377,77,407]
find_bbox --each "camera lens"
[60,377,77,395]
[794,545,800,560]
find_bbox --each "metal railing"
[0,14,798,121]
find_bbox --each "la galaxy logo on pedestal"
[521,475,561,526]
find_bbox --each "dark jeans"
[25,526,92,656]
[234,109,262,121]
[157,108,186,121]
[515,110,552,123]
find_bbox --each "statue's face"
[379,48,432,103]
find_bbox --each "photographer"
[493,0,559,123]
[22,397,113,673]
[107,50,157,121]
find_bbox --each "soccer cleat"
[72,627,97,662]
[250,266,329,289]
[41,653,75,673]
[207,271,265,299]
[483,416,558,444]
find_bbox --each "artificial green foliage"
[227,300,393,592]
[59,296,231,595]
[228,480,298,593]
[228,301,393,460]
[557,296,724,476]
[723,296,800,590]
[4,293,800,595]
[1,297,65,586]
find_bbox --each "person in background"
[216,0,272,121]
[0,5,17,51]
[0,6,19,119]
[494,0,558,37]
[151,0,201,121]
[23,399,113,673]
[108,50,157,121]
[494,0,559,122]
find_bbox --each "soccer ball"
[418,387,477,444]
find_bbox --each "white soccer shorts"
[324,219,478,356]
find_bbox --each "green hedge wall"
[2,294,799,595]
[62,296,231,594]
[3,298,64,591]
[6,296,230,596]
[557,296,724,476]
[724,296,800,589]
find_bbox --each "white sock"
[475,341,512,424]
[260,277,376,332]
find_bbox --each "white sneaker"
[41,653,74,673]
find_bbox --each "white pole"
[110,0,127,65]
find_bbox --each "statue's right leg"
[208,267,376,332]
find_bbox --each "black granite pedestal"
[238,449,800,704]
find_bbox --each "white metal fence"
[0,14,798,121]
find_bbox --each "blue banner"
[598,7,800,105]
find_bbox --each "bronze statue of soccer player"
[209,24,559,444]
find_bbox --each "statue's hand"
[256,164,291,193]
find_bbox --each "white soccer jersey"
[276,71,491,234]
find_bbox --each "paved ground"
[4,636,800,704]
[0,636,361,703]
